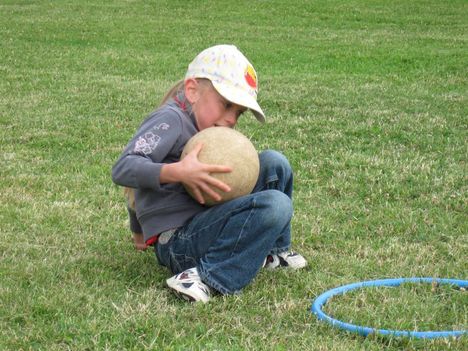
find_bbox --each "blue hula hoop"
[311,277,468,339]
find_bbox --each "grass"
[1,0,467,350]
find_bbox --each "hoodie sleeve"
[111,109,183,191]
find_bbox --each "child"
[112,45,307,303]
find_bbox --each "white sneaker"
[166,267,212,303]
[264,251,307,270]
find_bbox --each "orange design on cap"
[244,65,257,89]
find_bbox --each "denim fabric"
[156,150,293,295]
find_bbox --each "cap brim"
[211,81,265,123]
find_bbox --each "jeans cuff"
[269,245,290,255]
[197,264,240,295]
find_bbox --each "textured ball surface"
[181,127,259,206]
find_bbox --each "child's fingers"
[198,184,223,203]
[190,143,233,174]
[191,142,204,156]
[132,233,148,251]
[190,186,206,205]
[190,180,226,204]
[205,164,233,174]
[205,176,231,193]
[134,243,148,251]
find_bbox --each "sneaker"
[166,267,212,303]
[264,251,307,270]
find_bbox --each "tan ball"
[181,127,259,206]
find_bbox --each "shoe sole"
[166,277,209,303]
[173,290,196,302]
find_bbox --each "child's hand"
[172,143,232,204]
[132,233,148,251]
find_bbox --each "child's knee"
[259,150,291,168]
[256,190,292,226]
[259,150,293,183]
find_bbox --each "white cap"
[185,45,265,122]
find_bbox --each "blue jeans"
[155,150,293,295]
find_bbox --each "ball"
[181,127,259,206]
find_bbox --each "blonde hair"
[159,78,213,107]
[159,80,184,107]
[124,186,136,211]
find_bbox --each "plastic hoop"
[311,277,468,339]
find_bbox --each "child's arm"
[111,111,231,204]
[111,112,184,191]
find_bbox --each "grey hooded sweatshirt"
[111,97,204,243]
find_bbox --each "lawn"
[1,0,467,350]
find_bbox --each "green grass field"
[1,0,467,350]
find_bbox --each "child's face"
[187,79,247,130]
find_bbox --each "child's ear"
[184,78,200,104]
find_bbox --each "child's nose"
[224,111,238,127]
